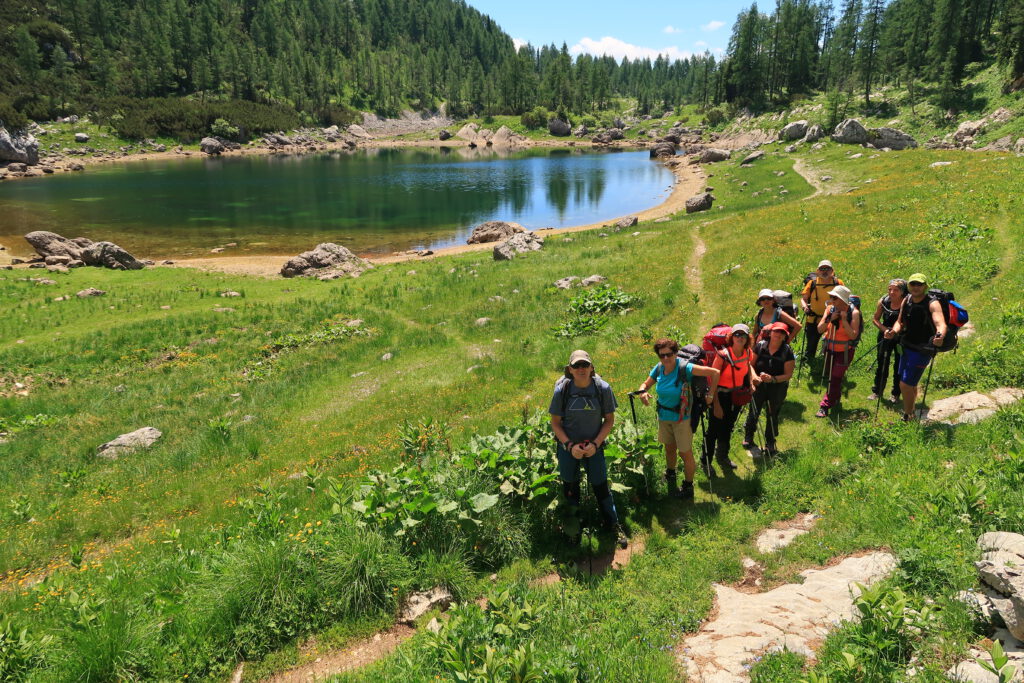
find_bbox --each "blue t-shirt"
[548,377,617,442]
[650,359,694,422]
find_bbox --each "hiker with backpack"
[754,289,802,343]
[549,350,628,548]
[800,260,844,364]
[815,285,862,418]
[884,274,949,421]
[869,279,908,403]
[704,324,761,474]
[637,338,721,500]
[742,322,795,456]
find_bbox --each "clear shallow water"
[0,147,674,259]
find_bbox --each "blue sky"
[466,0,752,61]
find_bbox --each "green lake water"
[0,147,674,259]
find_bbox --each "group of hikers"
[548,260,966,548]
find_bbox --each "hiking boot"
[718,457,738,470]
[615,524,629,549]
[763,444,779,457]
[664,469,678,485]
[889,394,900,404]
[867,392,879,401]
[901,412,913,422]
[815,407,829,418]
[675,480,695,500]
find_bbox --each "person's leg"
[673,420,696,498]
[557,445,582,539]
[743,385,766,446]
[890,346,903,401]
[820,351,850,410]
[716,401,742,468]
[871,334,887,397]
[805,322,821,361]
[703,399,723,470]
[898,348,929,418]
[658,421,679,490]
[586,451,627,547]
[766,383,787,450]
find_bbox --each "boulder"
[347,124,372,139]
[607,128,624,140]
[982,135,1015,152]
[200,137,225,155]
[573,124,588,137]
[581,274,607,287]
[280,242,372,278]
[554,276,579,289]
[1,128,40,166]
[988,107,1014,124]
[685,192,715,214]
[76,288,106,298]
[467,221,525,245]
[869,127,917,150]
[548,118,571,136]
[613,117,624,129]
[493,231,544,261]
[650,141,676,158]
[81,242,145,270]
[25,231,89,260]
[97,427,162,460]
[399,587,452,624]
[976,558,1024,641]
[264,132,293,146]
[954,119,985,143]
[615,216,638,229]
[699,148,731,163]
[662,133,681,144]
[784,144,798,153]
[740,150,766,164]
[779,120,808,141]
[455,123,479,141]
[591,132,612,145]
[438,129,452,141]
[803,124,825,143]
[1016,138,1024,154]
[490,126,522,147]
[832,118,869,145]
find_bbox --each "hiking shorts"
[556,443,607,485]
[658,419,693,453]
[899,347,932,387]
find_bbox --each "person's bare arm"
[780,310,802,341]
[929,300,948,343]
[872,300,885,332]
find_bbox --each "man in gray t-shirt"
[549,349,626,548]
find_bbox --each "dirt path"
[262,625,415,683]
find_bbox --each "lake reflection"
[0,146,673,259]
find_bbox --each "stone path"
[923,387,1024,424]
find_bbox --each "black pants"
[872,334,902,399]
[703,391,744,463]
[804,317,822,360]
[744,381,788,450]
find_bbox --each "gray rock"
[490,126,522,147]
[581,274,607,287]
[650,141,676,158]
[474,317,491,326]
[573,124,588,137]
[870,127,918,150]
[779,120,808,141]
[399,587,452,624]
[381,352,393,361]
[740,150,765,164]
[979,532,1024,559]
[199,137,225,155]
[44,254,72,266]
[699,148,731,163]
[607,128,624,140]
[983,135,1015,152]
[280,243,372,278]
[493,231,544,260]
[988,107,1014,124]
[97,427,161,460]
[832,118,869,145]
[554,276,579,289]
[47,265,69,274]
[76,287,106,297]
[784,144,798,153]
[955,119,986,142]
[931,161,954,168]
[467,221,525,245]
[7,162,28,173]
[0,127,40,165]
[438,129,452,141]
[455,123,479,141]
[615,216,638,229]
[685,192,715,214]
[591,132,612,145]
[74,132,90,143]
[548,118,571,136]
[347,124,372,139]
[976,560,1024,641]
[81,241,145,270]
[1015,138,1024,154]
[803,124,825,143]
[25,231,90,260]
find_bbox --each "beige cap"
[568,350,592,366]
[827,284,852,305]
[757,288,774,302]
[818,259,834,269]
[731,323,751,336]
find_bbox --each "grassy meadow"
[2,142,1024,681]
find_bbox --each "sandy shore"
[166,159,706,277]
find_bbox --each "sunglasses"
[571,361,591,369]
[657,352,674,359]
[819,267,833,272]
[758,297,772,303]
[909,281,925,286]
[733,332,748,338]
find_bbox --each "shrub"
[520,106,549,130]
[210,118,239,140]
[96,97,301,141]
[0,620,52,681]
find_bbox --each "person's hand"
[570,442,586,460]
[883,328,894,340]
[704,394,713,405]
[759,372,771,383]
[933,331,945,345]
[583,441,598,458]
[752,376,762,388]
[638,389,650,406]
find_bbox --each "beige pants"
[658,419,693,452]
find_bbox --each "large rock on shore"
[650,141,676,158]
[779,120,808,141]
[455,123,479,141]
[347,124,373,139]
[870,127,918,150]
[494,232,544,260]
[491,125,524,147]
[200,137,225,155]
[280,243,372,278]
[832,118,869,145]
[548,118,571,136]
[698,148,731,163]
[467,221,525,245]
[24,231,144,270]
[0,127,39,165]
[685,192,715,213]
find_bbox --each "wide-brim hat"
[827,284,852,305]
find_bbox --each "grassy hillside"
[1,143,1023,680]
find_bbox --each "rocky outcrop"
[685,192,715,213]
[97,427,162,460]
[698,148,731,163]
[923,388,1023,424]
[467,221,525,245]
[614,216,638,229]
[455,123,479,142]
[832,118,869,145]
[280,243,372,278]
[954,532,1024,644]
[200,137,225,155]
[493,231,543,260]
[650,141,676,158]
[548,118,571,136]
[573,124,588,137]
[607,128,625,140]
[490,125,524,147]
[869,127,918,150]
[779,120,808,141]
[347,124,372,139]
[0,127,39,165]
[24,231,144,270]
[803,124,825,143]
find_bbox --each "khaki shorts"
[658,419,693,452]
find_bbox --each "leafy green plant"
[7,495,32,523]
[0,619,52,680]
[976,639,1018,683]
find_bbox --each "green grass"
[1,143,1023,680]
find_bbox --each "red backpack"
[702,323,732,364]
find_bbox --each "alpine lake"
[0,146,675,260]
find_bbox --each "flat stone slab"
[947,629,1024,683]
[923,388,1024,424]
[97,427,162,459]
[755,513,819,554]
[678,552,897,682]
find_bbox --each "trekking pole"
[699,411,715,498]
[874,343,892,420]
[794,315,809,386]
[580,472,593,575]
[918,353,937,421]
[846,339,881,373]
[627,391,639,427]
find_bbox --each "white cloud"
[694,40,708,48]
[663,25,682,34]
[570,36,692,61]
[701,20,726,31]
[512,37,527,51]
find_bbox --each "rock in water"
[685,192,715,213]
[547,118,571,136]
[0,127,40,165]
[467,221,525,245]
[97,427,162,459]
[280,243,372,278]
[779,120,808,140]
[832,118,869,145]
[200,137,225,155]
[493,232,544,260]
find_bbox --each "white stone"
[97,427,162,460]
